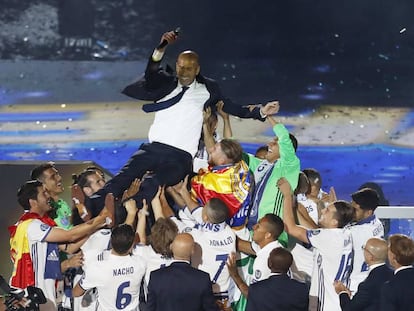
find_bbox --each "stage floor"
[0,60,413,206]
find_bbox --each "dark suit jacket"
[339,264,393,311]
[246,274,309,311]
[380,267,414,311]
[122,55,265,121]
[146,261,219,311]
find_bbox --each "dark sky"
[1,0,413,109]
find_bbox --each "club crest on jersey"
[40,223,50,231]
[310,229,320,236]
[255,269,262,280]
[101,230,111,235]
[183,227,193,233]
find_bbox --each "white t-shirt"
[307,227,353,311]
[79,250,146,311]
[349,215,384,293]
[148,81,209,157]
[291,195,318,280]
[132,244,173,299]
[27,219,57,309]
[250,240,283,283]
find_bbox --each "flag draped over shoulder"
[191,160,251,220]
[8,212,56,288]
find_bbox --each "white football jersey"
[81,228,111,253]
[297,196,319,224]
[349,215,384,293]
[178,207,236,298]
[307,227,353,311]
[251,240,283,283]
[27,219,57,308]
[79,250,146,311]
[132,244,173,299]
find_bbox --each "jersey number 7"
[212,254,229,283]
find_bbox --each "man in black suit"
[89,30,279,216]
[246,247,309,311]
[146,233,219,311]
[380,234,414,311]
[334,237,393,311]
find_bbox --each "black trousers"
[90,142,193,217]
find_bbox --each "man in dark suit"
[380,234,414,311]
[89,30,279,216]
[246,247,309,311]
[334,237,393,311]
[146,233,219,311]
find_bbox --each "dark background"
[1,0,413,110]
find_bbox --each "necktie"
[142,86,189,113]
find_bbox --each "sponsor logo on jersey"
[40,223,50,231]
[47,249,60,262]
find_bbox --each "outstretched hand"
[261,101,280,116]
[122,178,141,202]
[216,100,229,119]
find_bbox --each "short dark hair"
[262,214,284,240]
[389,234,414,266]
[268,247,293,273]
[333,200,355,228]
[17,180,43,211]
[30,162,55,180]
[351,188,379,211]
[206,198,229,223]
[76,169,98,189]
[111,224,135,255]
[149,218,179,258]
[303,168,322,188]
[289,133,298,152]
[219,139,243,163]
[254,145,268,157]
[295,171,310,195]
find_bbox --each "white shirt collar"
[394,265,413,274]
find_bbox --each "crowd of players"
[7,29,414,311]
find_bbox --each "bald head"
[176,51,200,86]
[171,233,194,261]
[364,237,388,264]
[178,50,199,63]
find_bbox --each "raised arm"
[176,176,199,212]
[236,236,256,256]
[124,199,138,227]
[227,253,249,298]
[151,187,166,220]
[202,107,217,153]
[277,178,308,243]
[136,199,148,245]
[46,212,108,244]
[221,98,280,121]
[216,101,232,139]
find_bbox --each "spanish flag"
[191,160,251,220]
[8,213,56,288]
